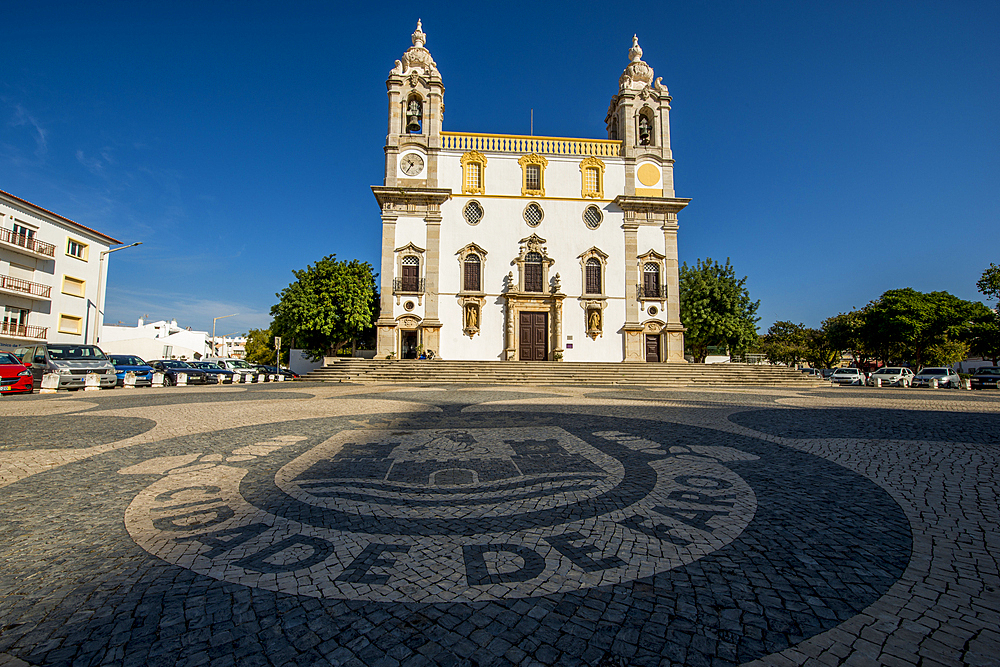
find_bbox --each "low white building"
[1,189,121,352]
[100,318,212,361]
[211,335,247,359]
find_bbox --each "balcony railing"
[0,227,56,257]
[0,275,52,299]
[393,278,425,294]
[637,284,666,299]
[0,321,47,340]
[441,132,622,158]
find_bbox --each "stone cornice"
[613,195,691,214]
[372,186,452,213]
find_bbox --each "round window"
[647,306,658,316]
[404,301,415,311]
[583,205,603,229]
[463,200,483,225]
[523,202,543,227]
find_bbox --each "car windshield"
[834,369,857,374]
[227,360,253,369]
[198,362,222,369]
[47,345,108,361]
[0,352,22,365]
[920,368,948,375]
[874,369,894,375]
[161,360,191,369]
[975,368,1000,375]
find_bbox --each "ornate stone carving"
[396,315,421,329]
[619,35,654,92]
[580,299,608,340]
[393,19,440,77]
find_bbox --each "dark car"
[188,361,237,383]
[0,351,33,395]
[148,360,210,386]
[256,365,299,379]
[970,367,1000,390]
[108,354,154,387]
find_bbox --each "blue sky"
[3,1,997,336]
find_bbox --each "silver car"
[15,343,117,390]
[911,367,961,388]
[830,367,866,386]
[866,367,915,387]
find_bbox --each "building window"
[524,252,543,292]
[585,258,602,295]
[58,314,83,335]
[518,154,548,196]
[62,276,86,298]
[405,95,423,134]
[401,255,420,292]
[580,156,605,199]
[523,202,543,227]
[583,205,603,229]
[643,262,662,298]
[463,254,481,292]
[461,151,487,195]
[463,200,484,225]
[66,239,88,260]
[638,109,654,146]
[12,223,35,241]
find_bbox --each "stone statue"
[589,311,600,330]
[466,306,478,329]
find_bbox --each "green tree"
[823,310,872,368]
[974,263,1000,365]
[804,327,841,369]
[679,258,760,363]
[760,321,808,367]
[244,326,287,365]
[977,263,1000,307]
[270,255,377,360]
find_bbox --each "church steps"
[302,360,824,387]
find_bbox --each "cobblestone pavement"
[0,383,997,667]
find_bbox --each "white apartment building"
[0,189,120,353]
[99,318,213,361]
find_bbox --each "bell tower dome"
[384,20,445,188]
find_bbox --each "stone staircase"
[301,358,826,387]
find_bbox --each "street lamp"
[94,242,142,344]
[212,314,239,356]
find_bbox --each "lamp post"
[94,242,142,344]
[212,314,238,356]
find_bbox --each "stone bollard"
[124,371,137,389]
[268,374,275,382]
[966,378,972,390]
[176,372,188,387]
[276,374,285,382]
[217,374,226,385]
[84,372,101,391]
[40,372,60,394]
[256,374,265,383]
[931,378,939,389]
[875,377,882,388]
[152,372,165,387]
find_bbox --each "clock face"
[400,153,424,177]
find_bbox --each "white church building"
[375,22,689,363]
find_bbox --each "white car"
[830,367,866,386]
[866,367,915,387]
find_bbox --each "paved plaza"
[0,382,997,667]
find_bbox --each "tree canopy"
[243,326,289,366]
[679,258,759,363]
[270,255,377,361]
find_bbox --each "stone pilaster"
[376,212,398,359]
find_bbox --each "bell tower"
[383,19,445,188]
[607,36,690,363]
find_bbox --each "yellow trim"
[635,188,663,197]
[637,163,660,187]
[61,275,86,298]
[57,313,83,335]
[518,154,548,197]
[580,156,605,199]
[451,194,613,203]
[443,132,621,157]
[65,238,89,261]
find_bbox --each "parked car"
[911,367,962,388]
[203,357,258,379]
[820,368,836,379]
[147,360,210,386]
[14,343,117,390]
[0,351,34,395]
[108,354,154,387]
[256,365,300,379]
[187,360,237,383]
[830,367,866,386]
[866,367,915,387]
[970,366,1000,390]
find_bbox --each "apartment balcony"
[0,321,47,341]
[0,227,56,259]
[0,275,52,300]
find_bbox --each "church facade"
[374,22,690,362]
